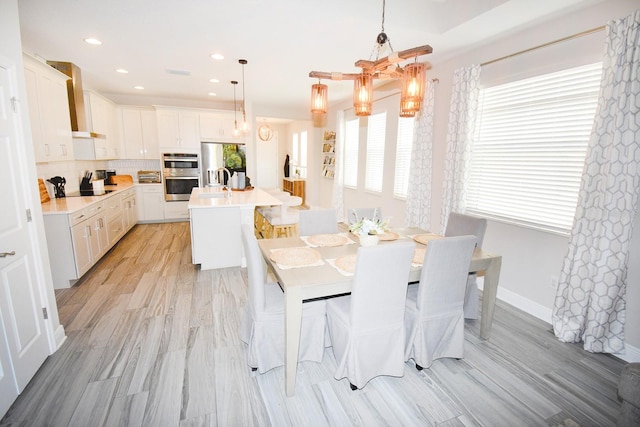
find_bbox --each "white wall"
[314,0,640,360]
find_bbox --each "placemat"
[412,248,426,266]
[301,233,355,247]
[378,231,400,241]
[412,233,443,245]
[327,254,357,276]
[269,247,324,269]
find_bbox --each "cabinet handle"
[44,144,50,156]
[0,251,16,258]
[61,144,67,156]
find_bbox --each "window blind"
[467,62,602,233]
[365,112,387,192]
[343,118,359,188]
[394,116,415,198]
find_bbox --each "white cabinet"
[164,200,190,221]
[122,188,138,229]
[118,107,159,159]
[23,54,74,163]
[199,111,236,141]
[156,108,200,151]
[43,187,138,288]
[136,184,164,222]
[68,202,108,278]
[74,91,119,160]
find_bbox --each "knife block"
[80,177,93,191]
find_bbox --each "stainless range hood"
[46,61,106,139]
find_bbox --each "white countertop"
[41,183,137,215]
[188,187,282,209]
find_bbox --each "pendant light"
[231,80,240,138]
[311,80,328,114]
[308,0,433,119]
[400,61,426,116]
[239,59,249,135]
[353,73,373,116]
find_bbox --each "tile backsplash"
[37,159,161,193]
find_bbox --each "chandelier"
[309,0,431,118]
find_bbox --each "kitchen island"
[188,187,282,270]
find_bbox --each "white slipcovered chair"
[444,212,488,319]
[239,224,326,373]
[326,241,415,390]
[347,207,383,225]
[404,235,477,370]
[298,208,338,235]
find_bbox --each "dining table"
[256,227,502,397]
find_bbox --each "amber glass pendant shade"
[400,62,426,116]
[353,74,373,116]
[311,83,328,114]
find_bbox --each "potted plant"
[349,214,387,246]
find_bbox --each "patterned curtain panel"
[405,79,436,230]
[553,10,640,353]
[332,110,345,223]
[440,65,481,233]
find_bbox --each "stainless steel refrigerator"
[200,142,246,187]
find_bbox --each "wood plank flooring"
[1,222,626,426]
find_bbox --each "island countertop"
[188,187,282,209]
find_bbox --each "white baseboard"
[477,277,640,363]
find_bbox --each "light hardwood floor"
[1,222,625,426]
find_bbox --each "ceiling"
[17,0,602,118]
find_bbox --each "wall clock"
[258,124,273,141]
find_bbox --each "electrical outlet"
[550,276,559,290]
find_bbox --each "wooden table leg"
[284,286,303,396]
[480,255,502,339]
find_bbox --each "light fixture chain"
[381,0,385,32]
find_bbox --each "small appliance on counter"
[47,176,66,198]
[137,170,161,183]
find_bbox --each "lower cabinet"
[136,185,164,222]
[164,200,190,221]
[43,188,138,289]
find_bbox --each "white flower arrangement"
[348,210,387,236]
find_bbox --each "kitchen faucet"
[215,167,232,196]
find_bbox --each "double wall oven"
[163,153,200,201]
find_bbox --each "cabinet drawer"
[69,201,106,226]
[106,195,122,219]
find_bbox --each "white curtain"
[552,10,640,353]
[332,110,345,223]
[405,79,436,230]
[440,65,481,233]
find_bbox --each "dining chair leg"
[350,383,357,391]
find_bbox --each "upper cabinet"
[118,107,159,159]
[73,91,119,160]
[199,111,237,142]
[156,107,200,152]
[23,54,74,163]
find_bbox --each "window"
[467,62,602,233]
[291,131,307,178]
[343,118,359,188]
[364,112,386,192]
[393,116,415,198]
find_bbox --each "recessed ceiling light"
[209,78,220,83]
[208,92,217,96]
[211,53,224,60]
[134,86,144,90]
[115,68,128,74]
[84,37,102,45]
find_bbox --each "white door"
[0,60,49,416]
[256,130,279,188]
